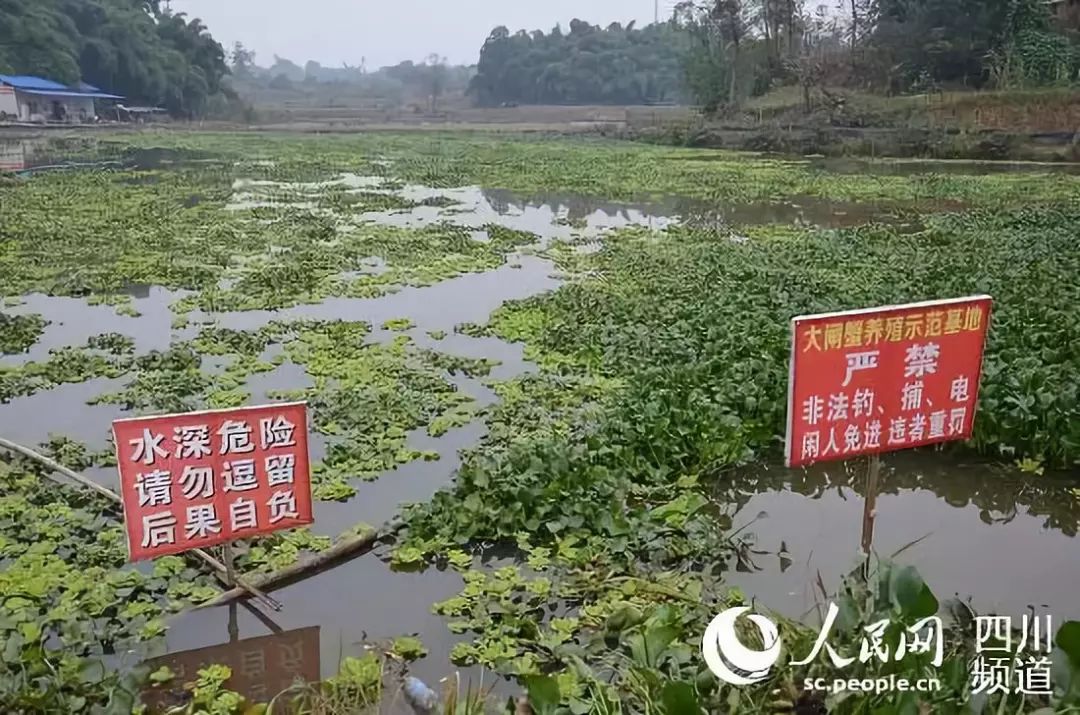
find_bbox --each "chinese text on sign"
[113,402,313,561]
[786,296,992,468]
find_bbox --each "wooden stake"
[222,542,236,586]
[227,602,239,643]
[0,436,282,612]
[860,453,881,578]
[196,523,398,609]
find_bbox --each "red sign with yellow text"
[785,296,992,468]
[113,402,313,561]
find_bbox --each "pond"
[2,134,1078,710]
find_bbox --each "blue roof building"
[0,74,123,123]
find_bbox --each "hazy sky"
[172,0,676,70]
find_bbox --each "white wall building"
[0,75,122,123]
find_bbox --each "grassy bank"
[622,88,1080,161]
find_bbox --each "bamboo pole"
[0,436,282,612]
[196,521,400,609]
[859,452,882,580]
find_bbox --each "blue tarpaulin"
[0,74,122,99]
[18,89,123,100]
[0,74,69,91]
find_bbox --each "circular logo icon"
[701,607,782,685]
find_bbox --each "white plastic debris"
[403,676,439,715]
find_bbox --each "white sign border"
[111,401,312,562]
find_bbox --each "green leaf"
[390,635,428,661]
[661,681,701,715]
[889,565,939,620]
[626,623,680,668]
[644,625,680,665]
[525,674,561,715]
[148,665,175,684]
[1057,620,1080,668]
[78,659,106,685]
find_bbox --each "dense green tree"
[861,0,1080,89]
[678,0,1078,111]
[0,0,228,117]
[0,0,82,82]
[470,20,689,105]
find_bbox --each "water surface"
[724,453,1080,623]
[4,152,1076,707]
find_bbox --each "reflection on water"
[722,453,1080,622]
[0,137,126,174]
[0,138,224,176]
[163,557,473,703]
[0,139,38,173]
[0,377,127,452]
[142,624,320,712]
[483,187,951,231]
[207,254,561,335]
[1,287,190,363]
[479,188,681,236]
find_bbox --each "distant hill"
[229,51,474,113]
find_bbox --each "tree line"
[229,45,474,112]
[470,20,689,106]
[0,0,229,117]
[677,0,1080,111]
[469,1,1080,110]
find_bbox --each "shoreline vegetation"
[6,86,1080,163]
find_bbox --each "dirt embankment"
[5,92,1077,161]
[243,93,1080,160]
[615,90,1080,161]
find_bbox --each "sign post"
[222,542,236,586]
[224,542,239,642]
[785,296,993,565]
[228,600,240,643]
[859,454,881,577]
[112,402,314,605]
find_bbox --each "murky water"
[723,453,1080,623]
[0,172,567,701]
[205,255,561,336]
[4,146,1079,708]
[1,287,191,363]
[482,187,953,232]
[0,138,223,175]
